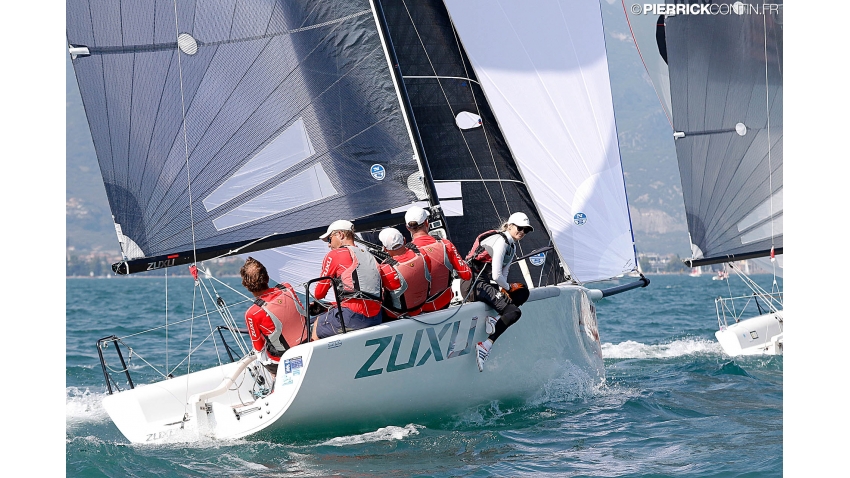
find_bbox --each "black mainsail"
[67,0,427,274]
[663,2,783,266]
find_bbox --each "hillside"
[65,1,691,263]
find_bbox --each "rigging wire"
[762,12,780,294]
[399,0,505,221]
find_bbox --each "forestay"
[443,0,638,284]
[67,0,424,273]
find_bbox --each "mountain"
[64,0,691,259]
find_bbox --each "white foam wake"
[320,424,424,446]
[66,387,111,424]
[602,337,722,359]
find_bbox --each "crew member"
[404,206,472,312]
[312,220,398,339]
[463,212,534,372]
[240,257,308,376]
[378,227,432,320]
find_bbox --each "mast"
[371,0,449,239]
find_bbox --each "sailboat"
[68,0,647,443]
[623,1,783,356]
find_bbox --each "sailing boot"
[476,339,492,372]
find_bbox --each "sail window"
[212,163,337,230]
[435,182,462,200]
[737,189,783,232]
[177,33,198,55]
[203,118,316,212]
[455,111,483,130]
[740,216,783,245]
[436,182,463,216]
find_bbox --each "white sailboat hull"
[715,311,783,356]
[103,284,604,443]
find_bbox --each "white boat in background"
[69,0,648,443]
[688,267,702,277]
[624,1,783,356]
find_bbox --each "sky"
[2,2,843,475]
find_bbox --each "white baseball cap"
[319,219,354,240]
[378,227,405,250]
[507,212,533,231]
[404,205,429,227]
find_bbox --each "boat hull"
[103,284,604,443]
[715,310,783,356]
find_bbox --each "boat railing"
[715,291,783,330]
[96,326,251,395]
[96,335,135,395]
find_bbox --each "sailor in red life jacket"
[404,205,472,312]
[462,212,534,372]
[240,257,308,377]
[377,227,433,320]
[311,220,400,340]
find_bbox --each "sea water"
[66,274,782,477]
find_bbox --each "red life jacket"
[254,283,307,358]
[383,245,431,313]
[336,245,383,302]
[418,239,454,301]
[466,230,509,263]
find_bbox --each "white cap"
[404,205,429,227]
[507,212,533,231]
[319,219,354,240]
[379,228,405,250]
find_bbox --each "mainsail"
[662,1,783,265]
[67,0,427,274]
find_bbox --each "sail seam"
[402,75,479,84]
[435,178,525,185]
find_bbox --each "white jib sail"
[443,0,637,283]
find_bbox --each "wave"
[66,387,111,424]
[319,424,424,446]
[602,337,722,359]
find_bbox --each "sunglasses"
[517,226,532,234]
[322,231,338,243]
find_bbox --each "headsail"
[662,2,783,265]
[442,0,638,283]
[67,0,425,274]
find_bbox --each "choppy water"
[66,274,782,477]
